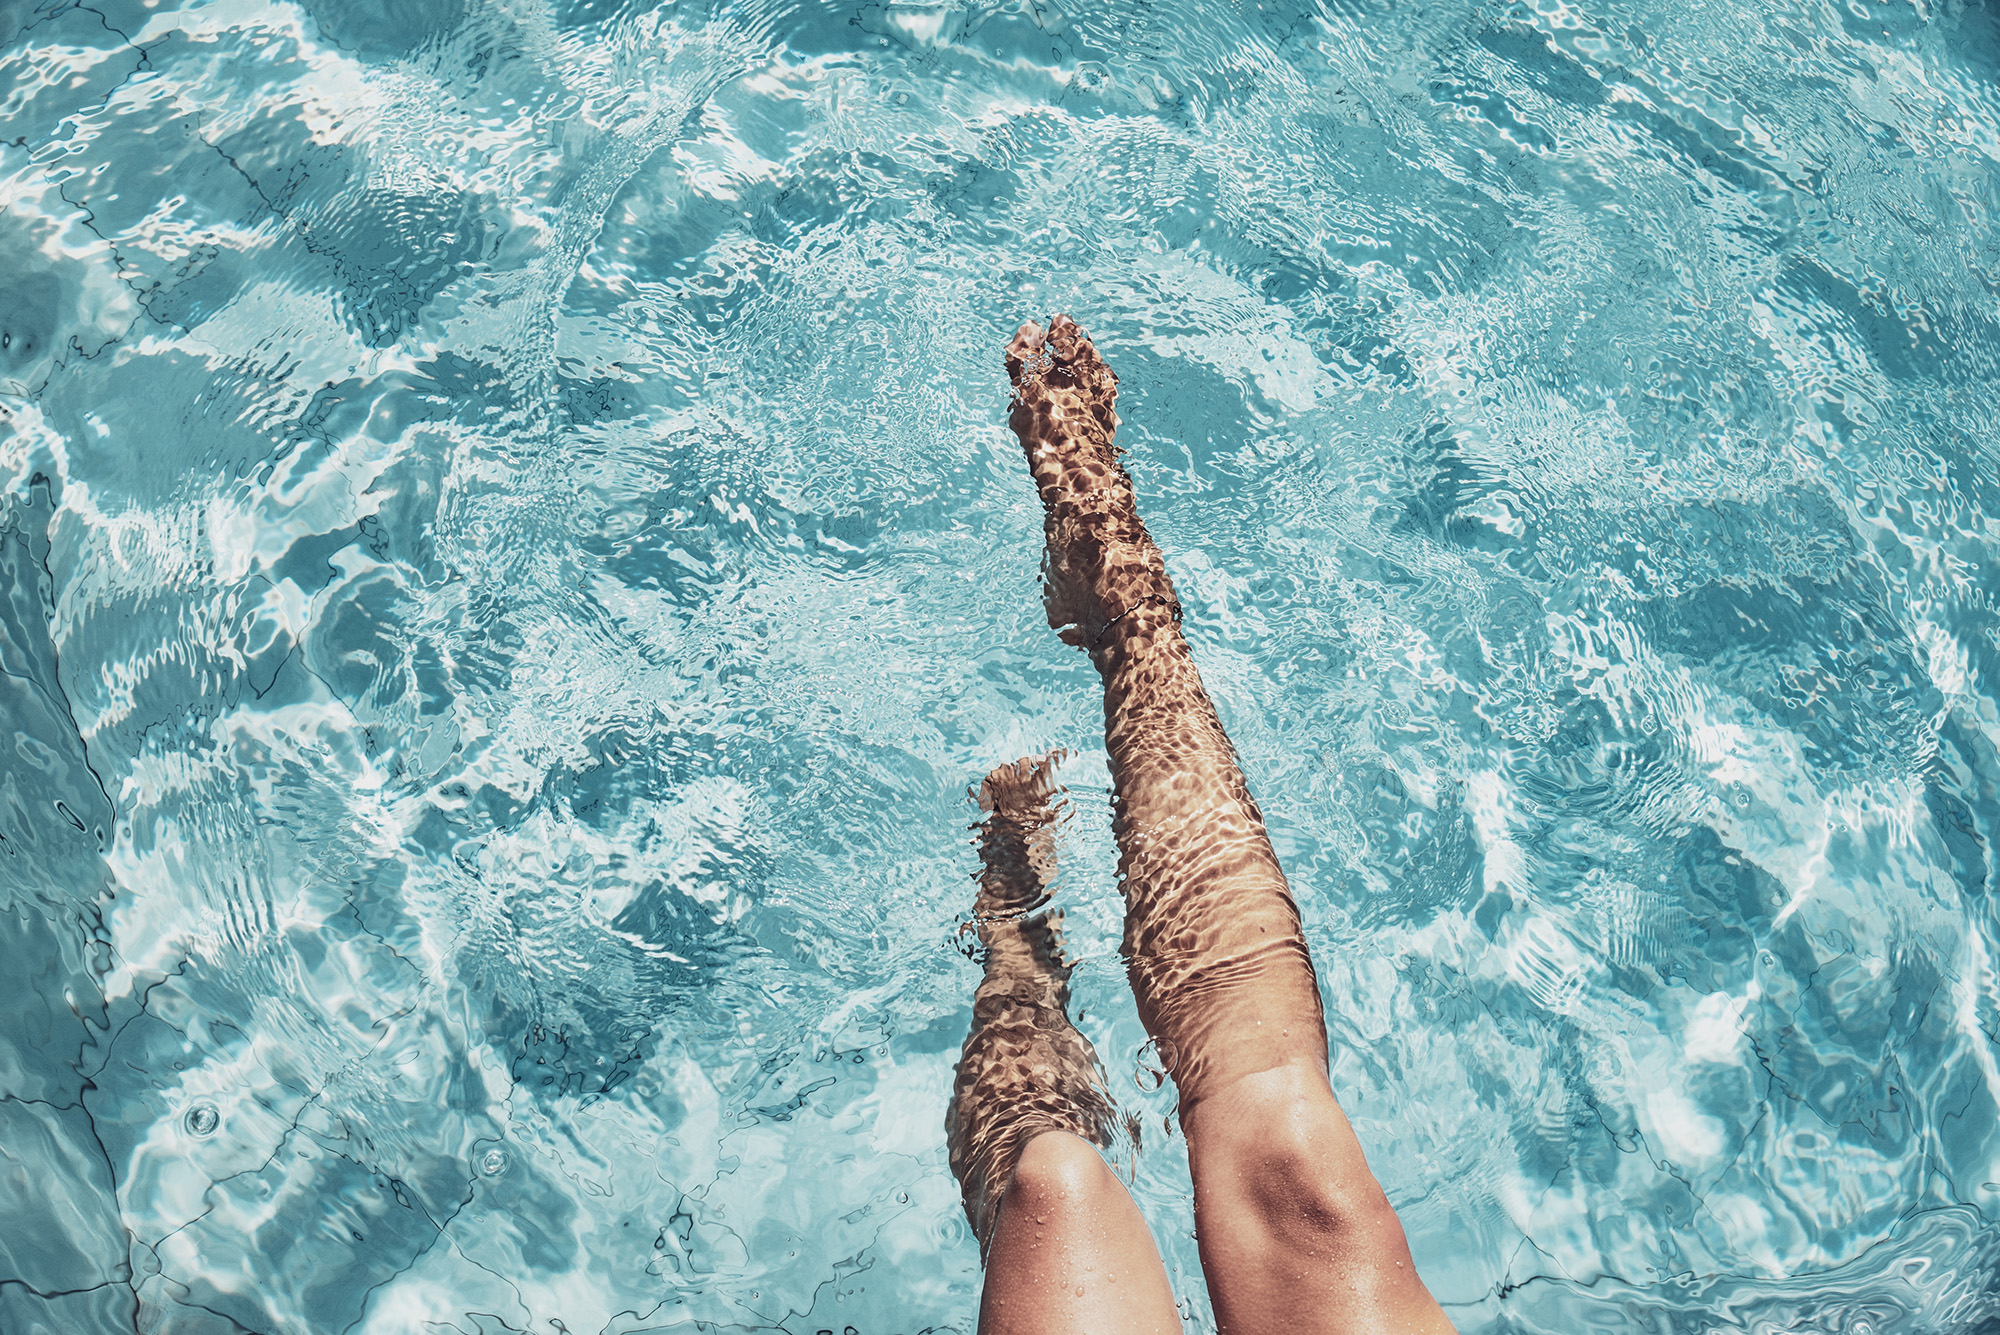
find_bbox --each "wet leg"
[1003,318,1455,1334]
[947,756,1181,1335]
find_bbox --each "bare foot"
[1005,316,1180,655]
[972,751,1068,919]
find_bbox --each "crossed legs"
[946,318,1455,1334]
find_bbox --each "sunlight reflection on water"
[2,0,1999,1329]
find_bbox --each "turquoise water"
[3,0,1999,1328]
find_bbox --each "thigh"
[978,1131,1183,1335]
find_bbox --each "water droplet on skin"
[479,1148,508,1176]
[183,1102,219,1137]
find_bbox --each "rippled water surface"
[4,0,2000,1328]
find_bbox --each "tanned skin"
[947,317,1456,1335]
[949,756,1182,1335]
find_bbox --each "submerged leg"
[947,755,1181,1335]
[1003,318,1456,1335]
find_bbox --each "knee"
[1191,1066,1411,1253]
[1242,1122,1404,1249]
[1002,1130,1120,1216]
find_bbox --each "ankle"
[1044,525,1181,644]
[1086,602,1183,670]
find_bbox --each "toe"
[978,751,1068,815]
[1005,320,1047,371]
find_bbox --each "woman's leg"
[979,1130,1183,1335]
[1003,317,1456,1335]
[947,757,1182,1335]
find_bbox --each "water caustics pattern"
[2,0,1999,1328]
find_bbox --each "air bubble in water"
[479,1147,509,1177]
[183,1102,220,1138]
[1134,1037,1176,1092]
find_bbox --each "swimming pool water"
[3,0,1999,1329]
